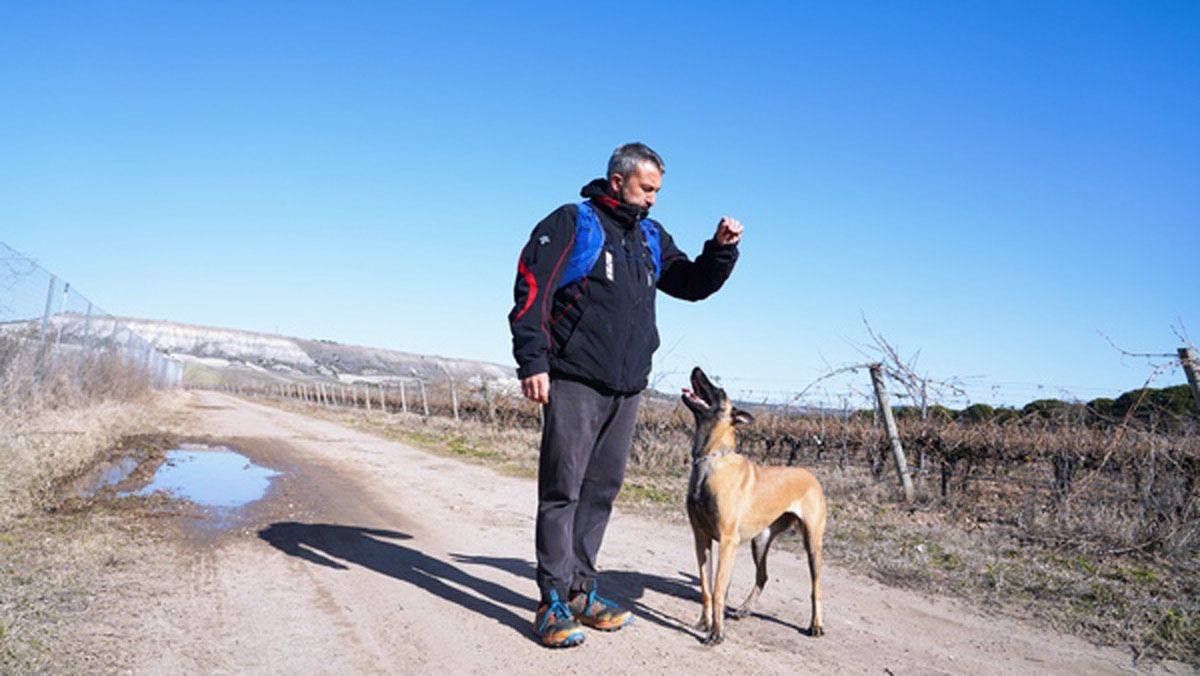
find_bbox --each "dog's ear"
[731,407,754,426]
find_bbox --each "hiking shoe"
[533,590,585,648]
[569,588,633,631]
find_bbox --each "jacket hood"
[580,178,648,227]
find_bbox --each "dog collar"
[692,449,736,466]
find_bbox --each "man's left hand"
[714,216,744,246]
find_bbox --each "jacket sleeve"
[655,224,739,301]
[508,205,577,379]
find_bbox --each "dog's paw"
[730,605,751,620]
[693,616,711,631]
[808,624,825,637]
[702,630,724,646]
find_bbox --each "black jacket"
[509,179,739,394]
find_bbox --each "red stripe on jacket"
[513,259,538,321]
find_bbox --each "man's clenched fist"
[715,217,744,246]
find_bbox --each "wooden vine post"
[1180,348,1200,413]
[869,363,915,502]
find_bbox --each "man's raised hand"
[715,217,744,246]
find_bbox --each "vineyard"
[233,375,1200,565]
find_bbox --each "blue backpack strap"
[559,202,661,287]
[557,201,605,289]
[640,218,662,281]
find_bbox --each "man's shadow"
[258,522,537,641]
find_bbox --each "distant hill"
[3,315,517,389]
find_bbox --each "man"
[508,142,742,647]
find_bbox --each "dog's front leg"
[692,529,713,631]
[704,538,738,646]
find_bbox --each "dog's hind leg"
[800,514,826,637]
[732,515,794,619]
[731,528,769,619]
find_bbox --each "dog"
[681,366,827,645]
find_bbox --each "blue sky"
[2,2,1197,407]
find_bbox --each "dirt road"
[107,390,1149,674]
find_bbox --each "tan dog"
[681,367,827,645]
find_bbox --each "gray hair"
[606,142,665,179]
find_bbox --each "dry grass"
[0,331,183,524]
[0,335,153,412]
[0,505,176,673]
[0,393,190,525]
[0,332,192,671]
[0,393,188,674]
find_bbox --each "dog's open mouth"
[682,386,710,409]
[682,368,717,412]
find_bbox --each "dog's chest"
[687,463,720,527]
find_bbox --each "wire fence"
[0,242,181,410]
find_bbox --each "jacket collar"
[580,178,648,228]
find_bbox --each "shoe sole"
[578,614,633,632]
[541,629,586,648]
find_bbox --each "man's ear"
[732,407,755,426]
[609,173,623,195]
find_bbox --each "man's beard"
[619,193,650,218]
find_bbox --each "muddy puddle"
[76,455,143,494]
[78,443,281,528]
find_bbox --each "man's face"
[610,162,662,211]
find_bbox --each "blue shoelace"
[583,589,619,616]
[540,590,574,631]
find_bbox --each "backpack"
[557,201,661,289]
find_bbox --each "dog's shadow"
[258,522,538,643]
[449,554,807,641]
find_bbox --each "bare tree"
[859,315,969,419]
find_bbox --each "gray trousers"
[535,378,641,603]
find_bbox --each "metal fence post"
[33,274,58,388]
[54,282,70,348]
[80,300,94,362]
